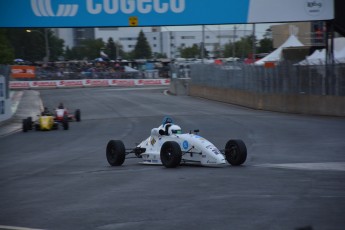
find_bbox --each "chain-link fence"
[189,62,345,96]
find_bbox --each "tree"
[133,30,152,59]
[105,37,117,60]
[49,33,65,61]
[104,37,125,60]
[223,35,257,59]
[0,29,15,64]
[79,38,105,60]
[179,44,200,58]
[4,28,64,62]
[257,28,273,53]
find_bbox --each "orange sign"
[129,16,138,26]
[11,65,36,78]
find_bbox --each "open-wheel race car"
[106,117,247,168]
[22,113,69,132]
[54,108,81,122]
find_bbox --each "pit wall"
[171,78,344,117]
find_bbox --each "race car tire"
[22,119,29,132]
[27,117,33,130]
[63,116,69,130]
[106,140,126,166]
[75,109,81,122]
[225,139,247,166]
[160,141,182,168]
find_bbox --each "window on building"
[98,27,119,31]
[181,36,195,39]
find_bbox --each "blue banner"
[0,0,333,28]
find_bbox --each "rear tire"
[75,109,81,122]
[63,116,69,130]
[160,141,182,168]
[106,140,126,166]
[27,117,33,130]
[22,119,28,132]
[225,139,247,166]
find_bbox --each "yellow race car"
[22,114,69,132]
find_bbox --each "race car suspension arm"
[182,146,202,157]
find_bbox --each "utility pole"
[252,24,256,63]
[44,28,50,64]
[201,25,205,62]
[232,25,237,58]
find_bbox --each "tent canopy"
[255,35,304,65]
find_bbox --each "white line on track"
[255,162,345,171]
[0,225,44,230]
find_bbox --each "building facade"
[55,26,252,59]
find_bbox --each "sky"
[163,23,282,39]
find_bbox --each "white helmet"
[168,124,182,135]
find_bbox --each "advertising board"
[0,0,334,28]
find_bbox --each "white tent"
[255,35,304,65]
[334,47,345,63]
[298,37,345,65]
[298,49,326,65]
[124,66,139,72]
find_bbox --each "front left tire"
[106,140,126,166]
[160,141,182,168]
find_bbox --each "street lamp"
[26,29,50,65]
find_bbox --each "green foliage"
[223,35,256,58]
[257,37,273,54]
[153,52,167,59]
[0,29,15,64]
[49,34,65,61]
[179,44,200,58]
[81,38,105,60]
[133,30,152,59]
[105,37,117,60]
[64,38,105,60]
[104,37,126,60]
[3,28,64,62]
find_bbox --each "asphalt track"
[0,87,345,230]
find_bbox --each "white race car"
[106,117,247,168]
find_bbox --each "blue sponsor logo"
[182,141,188,150]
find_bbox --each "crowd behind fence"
[11,61,171,80]
[5,61,345,96]
[188,62,345,96]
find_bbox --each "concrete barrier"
[169,78,191,95]
[189,84,345,117]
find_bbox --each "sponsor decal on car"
[182,140,189,150]
[150,137,156,146]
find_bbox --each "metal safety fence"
[189,62,345,96]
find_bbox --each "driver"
[58,103,64,109]
[41,107,51,116]
[159,116,182,135]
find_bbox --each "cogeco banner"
[0,0,334,28]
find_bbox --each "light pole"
[26,29,50,65]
